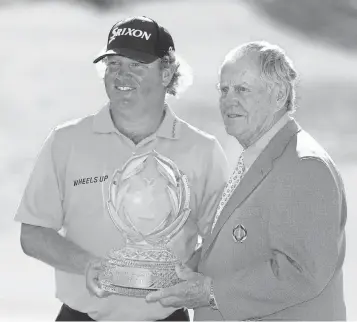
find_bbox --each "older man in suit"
[146,41,347,321]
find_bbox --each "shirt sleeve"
[14,129,64,231]
[196,138,230,240]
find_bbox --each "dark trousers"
[55,303,190,321]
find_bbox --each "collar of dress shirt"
[243,113,292,171]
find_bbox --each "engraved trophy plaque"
[98,151,191,297]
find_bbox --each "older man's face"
[219,54,278,145]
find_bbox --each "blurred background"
[1,0,357,320]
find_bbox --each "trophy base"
[99,279,157,298]
[98,261,182,298]
[97,248,183,298]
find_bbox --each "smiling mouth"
[115,86,136,92]
[227,113,244,118]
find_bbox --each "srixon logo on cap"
[109,28,152,44]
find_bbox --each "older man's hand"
[145,264,212,309]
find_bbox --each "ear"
[162,66,175,87]
[274,83,288,111]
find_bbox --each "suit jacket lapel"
[202,120,301,257]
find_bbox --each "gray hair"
[95,50,193,97]
[222,41,298,112]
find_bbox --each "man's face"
[104,55,164,115]
[219,54,279,145]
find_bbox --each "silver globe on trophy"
[98,150,191,297]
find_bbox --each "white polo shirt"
[15,104,229,321]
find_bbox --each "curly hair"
[160,50,181,96]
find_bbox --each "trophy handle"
[147,174,191,243]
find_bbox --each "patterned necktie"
[211,152,245,233]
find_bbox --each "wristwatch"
[208,279,219,310]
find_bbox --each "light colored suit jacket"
[195,120,347,321]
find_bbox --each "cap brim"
[93,48,158,64]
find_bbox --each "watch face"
[209,284,218,309]
[209,297,218,309]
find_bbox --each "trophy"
[98,150,191,297]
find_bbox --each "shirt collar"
[92,103,116,134]
[244,113,292,170]
[92,103,181,140]
[155,104,181,140]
